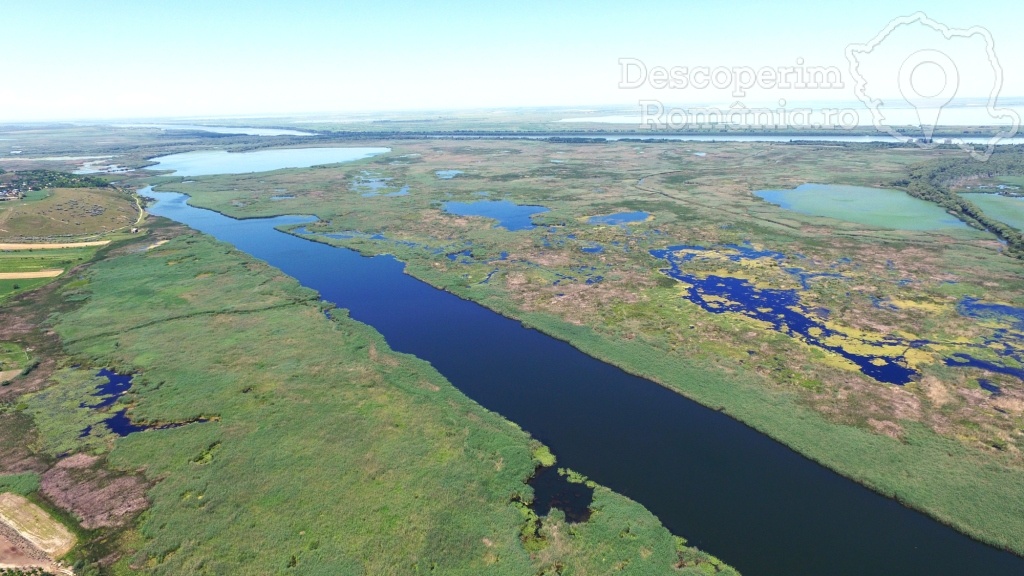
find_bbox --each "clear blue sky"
[1,0,1020,120]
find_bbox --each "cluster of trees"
[894,147,1024,258]
[0,170,109,191]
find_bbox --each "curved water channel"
[142,188,1024,576]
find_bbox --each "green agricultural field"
[7,230,734,575]
[962,193,1024,230]
[0,246,106,302]
[148,139,1024,554]
[0,182,139,301]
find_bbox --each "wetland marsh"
[141,183,1024,575]
[5,134,1024,576]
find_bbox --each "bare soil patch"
[40,454,148,529]
[0,526,72,575]
[0,492,75,557]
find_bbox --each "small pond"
[443,200,549,231]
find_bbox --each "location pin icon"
[898,49,959,140]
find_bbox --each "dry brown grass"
[40,454,148,530]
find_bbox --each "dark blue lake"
[442,199,549,231]
[143,188,1024,576]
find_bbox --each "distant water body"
[115,123,314,136]
[144,147,389,177]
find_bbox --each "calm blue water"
[86,368,133,409]
[443,199,549,231]
[105,408,149,436]
[80,367,212,437]
[142,187,1024,576]
[978,379,1003,396]
[145,147,390,177]
[588,211,650,225]
[435,170,464,179]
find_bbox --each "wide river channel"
[143,186,1024,576]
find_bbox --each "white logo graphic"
[847,12,1019,160]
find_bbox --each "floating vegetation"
[946,297,1024,381]
[651,244,917,384]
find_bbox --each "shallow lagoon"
[443,199,549,231]
[146,147,389,177]
[588,211,650,225]
[962,193,1024,230]
[756,184,968,230]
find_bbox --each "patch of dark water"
[82,368,133,408]
[527,467,594,523]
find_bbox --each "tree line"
[893,147,1024,258]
